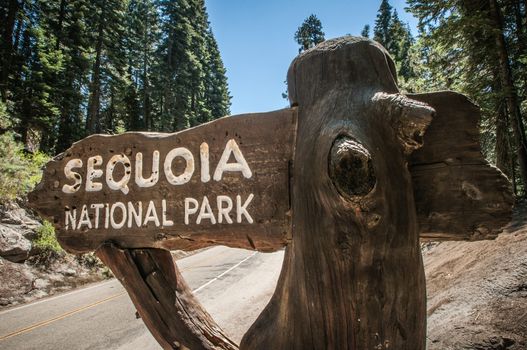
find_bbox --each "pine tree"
[361,24,370,38]
[53,0,93,152]
[124,0,160,131]
[388,9,415,85]
[373,0,393,50]
[0,0,231,155]
[369,2,415,88]
[0,0,21,102]
[204,28,231,120]
[85,0,127,135]
[187,0,211,127]
[488,0,527,189]
[8,0,63,151]
[294,14,325,53]
[407,0,527,193]
[157,0,195,131]
[156,0,230,131]
[32,0,92,153]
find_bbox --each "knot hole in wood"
[329,136,376,198]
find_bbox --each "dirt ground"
[423,202,527,349]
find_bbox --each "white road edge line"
[0,250,258,340]
[0,249,257,316]
[192,251,258,294]
[0,248,222,316]
[0,279,118,316]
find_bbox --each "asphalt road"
[0,246,283,350]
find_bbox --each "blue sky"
[205,0,418,115]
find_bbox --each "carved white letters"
[62,159,83,194]
[61,139,257,230]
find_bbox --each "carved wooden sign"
[28,37,514,350]
[29,109,296,253]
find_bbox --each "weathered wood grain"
[29,109,296,253]
[409,91,514,241]
[96,243,238,350]
[242,36,431,350]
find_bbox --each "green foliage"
[361,24,370,38]
[33,220,63,253]
[0,129,49,202]
[154,0,230,131]
[123,0,161,131]
[27,220,65,267]
[373,0,393,49]
[204,28,231,120]
[406,0,527,194]
[0,0,231,155]
[294,14,325,53]
[371,1,415,87]
[388,10,415,87]
[365,0,527,194]
[85,0,129,135]
[0,100,10,130]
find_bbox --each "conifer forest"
[1,2,527,348]
[0,0,230,156]
[369,0,527,195]
[1,0,527,198]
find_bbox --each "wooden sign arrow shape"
[29,109,296,254]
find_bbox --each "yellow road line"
[0,291,127,341]
[0,249,254,342]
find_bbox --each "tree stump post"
[241,36,434,350]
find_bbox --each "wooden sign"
[28,36,514,350]
[409,91,514,241]
[29,109,296,253]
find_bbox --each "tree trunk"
[509,138,518,195]
[12,14,22,54]
[242,37,431,350]
[490,61,511,179]
[143,27,150,131]
[17,26,32,147]
[96,244,238,350]
[496,100,512,177]
[144,75,151,130]
[106,87,115,132]
[513,0,527,101]
[488,0,527,190]
[0,0,19,101]
[86,0,107,135]
[55,0,66,50]
[165,34,174,132]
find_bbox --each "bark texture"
[409,91,513,241]
[241,36,433,350]
[96,243,238,350]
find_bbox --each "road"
[0,246,283,350]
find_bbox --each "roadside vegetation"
[32,220,63,255]
[0,100,49,202]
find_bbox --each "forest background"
[1,0,526,205]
